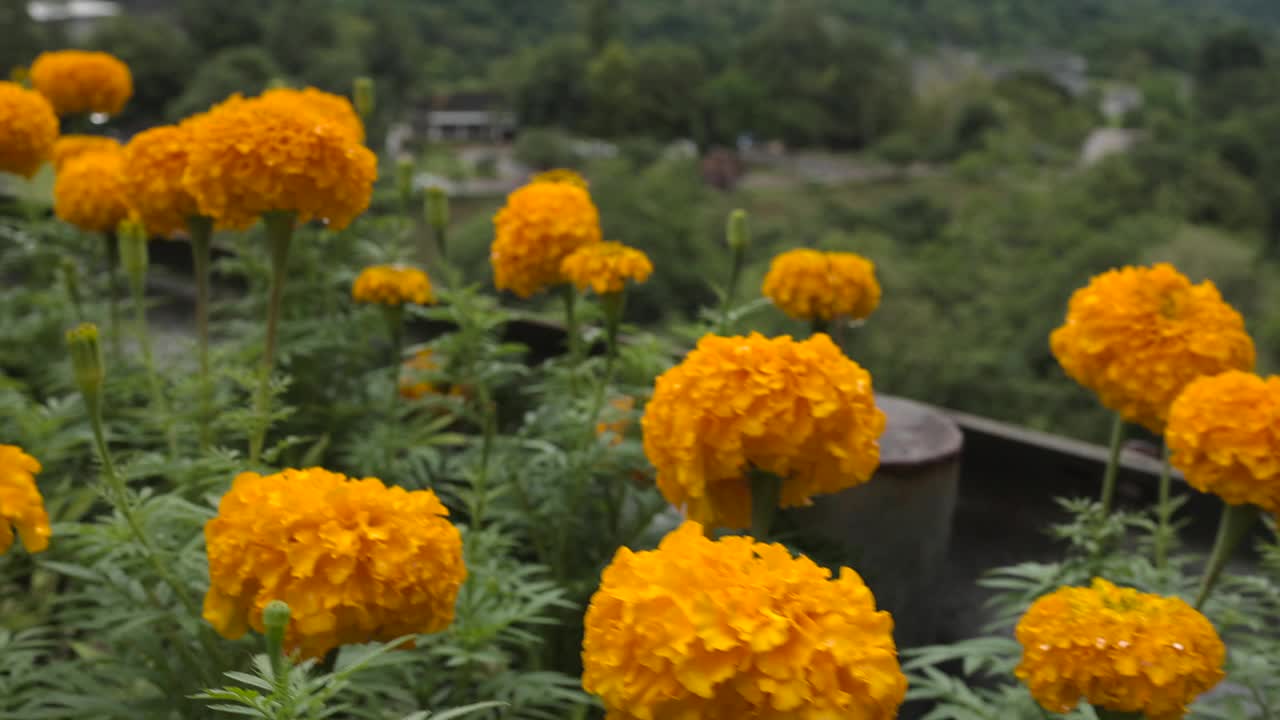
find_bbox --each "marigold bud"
[66,322,104,401]
[425,185,449,231]
[726,208,748,251]
[353,76,375,119]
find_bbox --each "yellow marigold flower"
[583,521,906,719]
[642,332,885,530]
[352,265,435,306]
[762,248,882,322]
[491,180,602,297]
[561,241,653,295]
[1050,263,1255,433]
[0,81,58,178]
[30,50,132,117]
[1165,370,1280,513]
[531,167,588,188]
[52,134,121,172]
[259,87,365,144]
[182,95,377,230]
[0,445,51,555]
[54,151,130,234]
[120,125,199,237]
[1015,578,1225,719]
[203,467,466,660]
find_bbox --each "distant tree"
[701,67,768,145]
[581,0,616,54]
[628,44,706,141]
[263,0,338,77]
[585,42,638,136]
[0,3,47,74]
[179,0,265,55]
[504,37,591,130]
[1197,28,1265,83]
[89,16,197,127]
[166,46,282,120]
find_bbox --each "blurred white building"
[27,1,121,42]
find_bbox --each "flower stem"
[1154,444,1172,571]
[1099,414,1126,516]
[190,216,214,451]
[128,262,178,459]
[248,211,295,466]
[601,291,625,363]
[103,232,122,359]
[383,304,405,412]
[1194,502,1260,609]
[810,317,831,337]
[560,284,580,361]
[749,469,783,540]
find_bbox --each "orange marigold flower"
[762,248,881,322]
[203,467,466,660]
[259,87,365,144]
[52,134,119,172]
[1166,371,1280,513]
[561,241,653,295]
[30,50,132,116]
[120,125,200,237]
[54,151,130,234]
[531,168,588,188]
[1015,578,1225,719]
[642,332,885,530]
[0,81,58,178]
[582,521,906,719]
[352,265,435,306]
[182,95,377,230]
[0,445,51,555]
[1050,263,1255,433]
[491,180,602,297]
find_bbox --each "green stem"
[1099,414,1126,516]
[383,304,405,412]
[1154,444,1172,571]
[560,284,580,361]
[1194,502,1260,609]
[472,387,497,532]
[749,469,783,540]
[602,291,625,362]
[433,223,448,266]
[810,317,831,337]
[717,243,745,333]
[248,211,295,466]
[190,216,214,451]
[129,269,178,459]
[103,232,122,359]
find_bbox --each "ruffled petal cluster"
[203,467,466,659]
[352,265,435,306]
[259,87,365,143]
[582,521,906,720]
[1050,263,1255,433]
[1165,371,1280,513]
[1015,578,1225,720]
[182,94,377,230]
[491,181,602,297]
[561,241,653,295]
[54,151,130,233]
[642,332,885,530]
[762,249,882,321]
[121,125,199,237]
[0,81,58,178]
[53,134,121,171]
[0,445,51,555]
[30,50,132,116]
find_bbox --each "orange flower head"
[121,125,201,237]
[762,248,881,321]
[52,134,120,172]
[491,180,602,297]
[258,87,365,143]
[352,265,435,306]
[1165,370,1280,513]
[30,50,132,116]
[561,241,653,295]
[54,150,130,233]
[0,445,50,555]
[1050,263,1255,433]
[582,521,906,719]
[1015,578,1225,719]
[0,81,58,178]
[203,467,466,659]
[182,95,377,230]
[642,332,885,530]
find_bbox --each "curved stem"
[1195,502,1260,609]
[190,216,214,451]
[1099,414,1126,516]
[103,232,122,359]
[130,271,178,458]
[248,212,295,466]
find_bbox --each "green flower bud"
[353,76,375,120]
[425,186,449,231]
[66,323,105,402]
[117,219,148,292]
[726,209,748,251]
[263,600,292,680]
